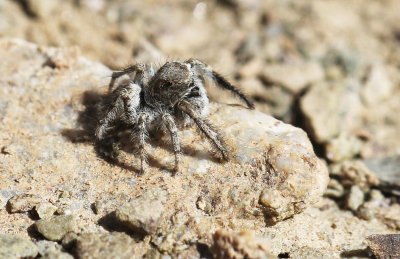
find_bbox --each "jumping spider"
[96,58,254,174]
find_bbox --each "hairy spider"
[96,58,254,174]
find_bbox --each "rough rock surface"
[35,202,58,219]
[0,38,396,258]
[36,240,74,259]
[74,232,146,259]
[0,38,327,219]
[366,234,400,258]
[260,62,324,94]
[6,194,43,213]
[0,234,38,258]
[211,229,273,259]
[35,215,77,241]
[115,188,168,235]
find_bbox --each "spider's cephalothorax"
[96,59,254,174]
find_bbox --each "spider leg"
[178,100,229,161]
[109,64,144,92]
[134,112,150,174]
[186,58,255,109]
[96,97,124,140]
[211,71,255,109]
[162,113,181,172]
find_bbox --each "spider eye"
[163,82,172,88]
[186,86,200,98]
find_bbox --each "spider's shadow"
[61,90,215,174]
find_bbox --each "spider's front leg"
[162,113,181,173]
[186,58,255,109]
[96,97,124,141]
[178,100,229,161]
[133,112,151,174]
[109,64,145,92]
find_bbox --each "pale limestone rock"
[0,38,329,257]
[35,202,57,219]
[74,232,146,259]
[7,194,43,213]
[115,188,168,235]
[261,62,324,94]
[35,215,77,241]
[211,229,273,259]
[330,160,379,192]
[346,185,364,212]
[36,240,73,259]
[0,234,38,259]
[326,133,362,162]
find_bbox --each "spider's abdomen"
[145,62,193,108]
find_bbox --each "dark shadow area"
[61,90,145,173]
[5,202,39,221]
[97,212,144,242]
[278,252,290,258]
[196,243,213,259]
[291,88,326,158]
[340,248,371,258]
[27,224,46,241]
[14,0,38,19]
[62,90,221,174]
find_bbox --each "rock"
[346,185,364,212]
[300,80,363,144]
[39,45,80,69]
[36,240,73,259]
[74,232,146,259]
[260,62,324,94]
[374,204,400,230]
[35,202,57,219]
[242,81,294,121]
[363,155,400,196]
[362,64,394,106]
[357,190,386,220]
[92,200,103,215]
[300,83,341,143]
[237,59,263,78]
[0,234,38,258]
[115,188,168,235]
[151,225,198,254]
[209,104,329,222]
[325,178,344,198]
[0,39,328,256]
[330,160,379,193]
[235,33,262,63]
[35,215,77,241]
[366,234,400,258]
[326,133,362,162]
[18,0,59,18]
[7,194,43,213]
[61,233,79,250]
[1,0,400,257]
[289,246,331,258]
[41,251,74,259]
[0,190,16,210]
[356,190,400,229]
[211,229,273,259]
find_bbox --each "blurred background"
[1,0,400,167]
